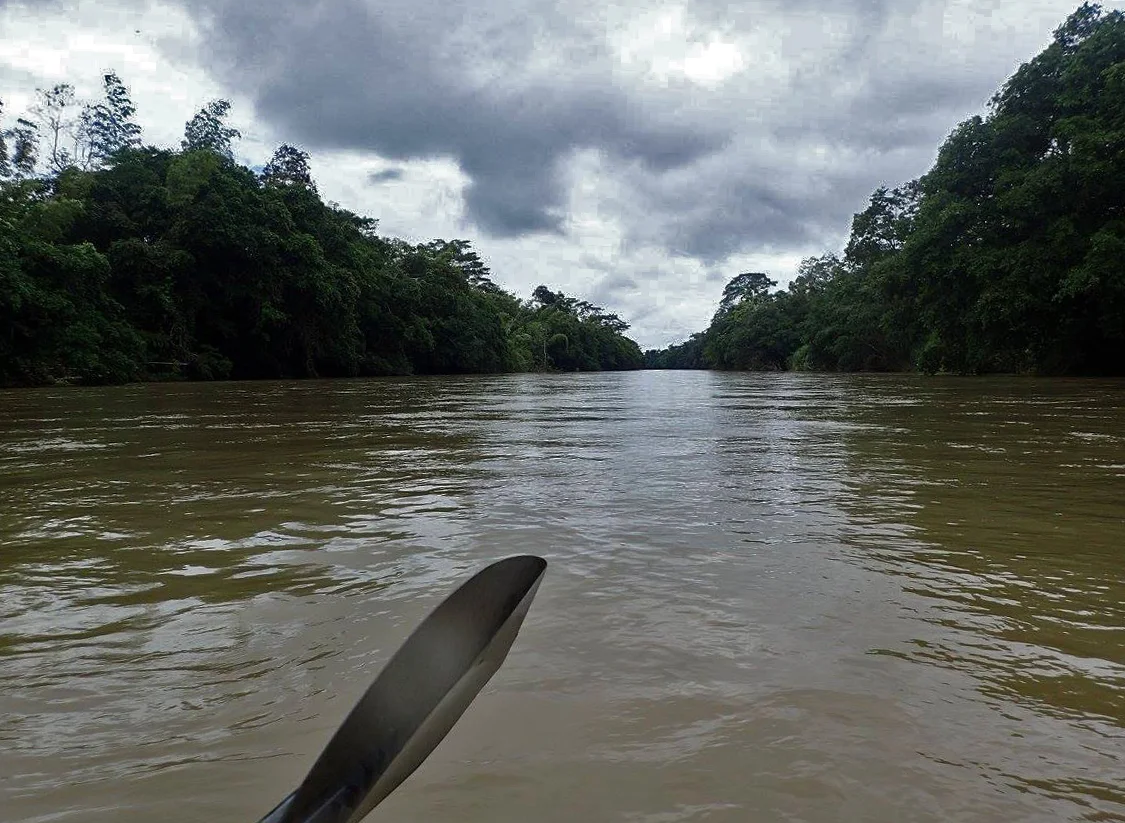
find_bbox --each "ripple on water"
[1,373,1124,823]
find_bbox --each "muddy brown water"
[1,372,1123,822]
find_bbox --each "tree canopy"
[0,81,641,386]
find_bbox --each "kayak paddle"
[257,554,548,823]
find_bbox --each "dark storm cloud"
[368,168,404,184]
[174,0,1051,260]
[590,271,640,304]
[180,0,727,237]
[606,2,1016,262]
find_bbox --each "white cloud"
[314,152,469,243]
[611,5,746,88]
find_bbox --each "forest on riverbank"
[0,85,642,387]
[647,4,1125,376]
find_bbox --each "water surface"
[1,372,1123,822]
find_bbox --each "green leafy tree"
[715,271,774,317]
[84,72,142,164]
[6,117,40,178]
[0,101,9,179]
[532,284,560,306]
[262,144,315,191]
[0,77,646,386]
[644,333,707,369]
[182,100,240,159]
[844,182,921,270]
[424,239,501,292]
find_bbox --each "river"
[1,372,1123,822]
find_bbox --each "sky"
[0,0,1115,348]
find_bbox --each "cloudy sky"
[0,0,1113,347]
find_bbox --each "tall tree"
[716,271,775,316]
[532,285,560,306]
[789,254,840,297]
[84,72,142,164]
[5,117,40,179]
[30,83,90,173]
[423,239,500,291]
[0,100,10,179]
[262,144,315,190]
[844,182,921,270]
[182,99,240,159]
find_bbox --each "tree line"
[0,76,642,386]
[647,4,1124,376]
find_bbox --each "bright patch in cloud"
[679,38,744,85]
[612,5,744,87]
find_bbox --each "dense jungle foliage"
[647,4,1125,375]
[0,80,642,386]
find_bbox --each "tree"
[84,72,142,164]
[532,285,559,306]
[844,182,921,270]
[789,254,839,297]
[0,101,8,179]
[31,83,91,173]
[1,97,41,180]
[182,100,240,159]
[6,118,39,179]
[716,271,774,316]
[592,311,629,333]
[547,332,569,362]
[262,143,315,191]
[644,333,707,369]
[422,239,501,291]
[1053,1,1103,51]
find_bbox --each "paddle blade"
[259,555,547,823]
